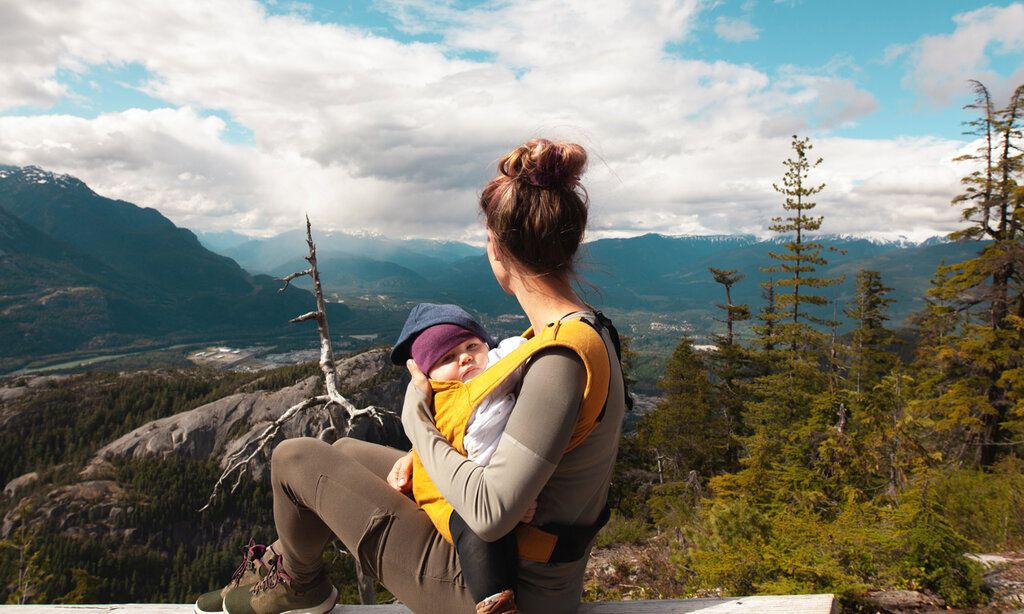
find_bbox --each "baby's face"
[427,336,489,382]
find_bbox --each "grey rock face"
[5,348,409,542]
[94,376,321,464]
[3,471,38,498]
[0,375,71,408]
[862,589,946,612]
[90,348,407,476]
[3,479,125,540]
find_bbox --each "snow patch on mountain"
[0,165,90,192]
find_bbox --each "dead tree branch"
[203,215,386,511]
[278,268,312,292]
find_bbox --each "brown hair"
[480,138,589,276]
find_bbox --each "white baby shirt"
[463,336,529,466]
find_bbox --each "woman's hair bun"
[499,138,587,191]
[481,138,589,277]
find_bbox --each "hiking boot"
[476,589,517,614]
[223,554,337,614]
[194,540,271,614]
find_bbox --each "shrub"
[930,456,1024,550]
[895,490,986,608]
[594,512,650,549]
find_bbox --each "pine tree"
[708,267,753,467]
[817,270,906,500]
[709,268,751,347]
[923,81,1024,465]
[638,336,729,482]
[763,135,844,351]
[722,136,845,503]
[754,276,781,352]
[845,270,897,393]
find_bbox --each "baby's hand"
[520,499,537,524]
[387,451,414,493]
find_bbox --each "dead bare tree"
[203,216,385,508]
[201,216,387,602]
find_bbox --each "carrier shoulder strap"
[581,310,634,413]
[427,315,610,455]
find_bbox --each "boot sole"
[223,586,338,614]
[279,586,338,614]
[194,592,226,614]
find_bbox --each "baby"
[390,303,532,613]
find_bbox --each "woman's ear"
[486,229,499,261]
[486,229,513,295]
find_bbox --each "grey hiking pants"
[270,436,476,614]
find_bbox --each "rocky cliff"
[2,348,409,543]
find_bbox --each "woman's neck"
[509,273,589,333]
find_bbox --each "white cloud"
[0,4,74,108]
[0,0,970,243]
[769,58,878,131]
[897,3,1024,105]
[714,15,759,43]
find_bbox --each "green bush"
[895,490,986,608]
[686,497,905,601]
[686,498,771,595]
[648,480,702,530]
[594,511,650,549]
[930,456,1024,550]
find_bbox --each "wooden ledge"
[0,593,838,613]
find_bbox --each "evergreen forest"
[606,81,1024,608]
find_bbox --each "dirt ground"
[582,540,1024,613]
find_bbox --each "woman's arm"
[402,347,585,541]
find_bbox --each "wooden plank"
[0,594,837,613]
[579,595,837,613]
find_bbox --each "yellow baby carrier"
[411,312,622,563]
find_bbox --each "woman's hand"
[406,359,432,399]
[520,499,537,524]
[387,451,414,493]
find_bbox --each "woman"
[201,138,627,614]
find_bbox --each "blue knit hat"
[390,303,497,366]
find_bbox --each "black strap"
[538,504,612,563]
[580,311,635,418]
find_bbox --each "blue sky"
[680,0,1005,140]
[0,1,1022,240]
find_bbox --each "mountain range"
[0,164,984,372]
[203,227,981,334]
[0,165,355,370]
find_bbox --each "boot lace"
[250,554,293,595]
[230,539,267,586]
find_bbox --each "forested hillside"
[0,166,363,371]
[0,357,407,605]
[606,87,1024,610]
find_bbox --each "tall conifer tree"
[923,82,1024,465]
[763,135,844,351]
[723,136,845,503]
[845,270,897,393]
[708,267,752,467]
[638,336,729,482]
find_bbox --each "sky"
[1,1,1023,243]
